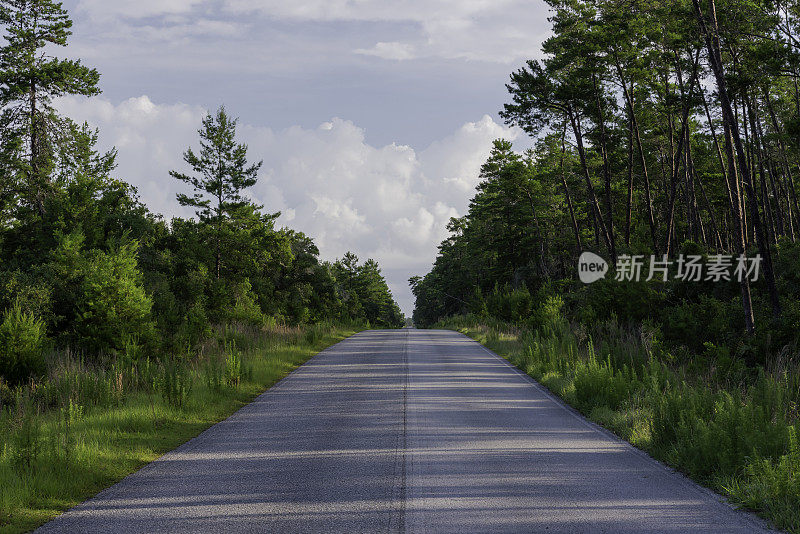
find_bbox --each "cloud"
[75,0,205,20]
[55,95,520,314]
[56,96,207,219]
[221,0,514,21]
[222,0,552,63]
[70,0,550,64]
[354,42,416,61]
[421,115,514,196]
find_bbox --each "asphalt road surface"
[37,329,775,533]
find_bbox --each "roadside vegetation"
[441,313,799,532]
[0,322,357,533]
[0,1,403,531]
[411,0,800,530]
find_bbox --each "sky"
[55,0,552,315]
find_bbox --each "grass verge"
[0,322,358,533]
[438,314,799,533]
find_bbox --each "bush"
[75,241,154,352]
[201,341,250,392]
[0,270,53,326]
[485,285,533,323]
[0,303,48,385]
[660,296,737,354]
[528,294,565,333]
[182,302,211,348]
[571,278,664,325]
[202,357,225,393]
[774,238,800,300]
[225,279,264,326]
[732,427,800,532]
[224,344,242,388]
[10,398,42,473]
[45,364,126,412]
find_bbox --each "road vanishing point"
[37,329,775,533]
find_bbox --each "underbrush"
[0,321,358,533]
[438,314,800,533]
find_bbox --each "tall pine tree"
[170,106,263,279]
[0,0,100,217]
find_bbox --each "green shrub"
[45,365,126,412]
[573,278,663,324]
[774,237,800,300]
[202,357,225,393]
[224,342,242,388]
[529,294,566,334]
[50,399,84,463]
[75,241,154,352]
[469,287,489,317]
[661,296,737,354]
[183,302,212,347]
[0,270,54,326]
[485,285,533,323]
[0,303,48,385]
[225,279,264,326]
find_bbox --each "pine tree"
[170,106,263,279]
[0,0,100,216]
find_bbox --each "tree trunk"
[692,0,781,324]
[559,121,582,252]
[745,92,778,244]
[613,58,659,253]
[764,91,799,239]
[592,72,616,259]
[689,151,724,250]
[664,50,701,256]
[626,114,634,246]
[702,89,736,222]
[567,105,615,261]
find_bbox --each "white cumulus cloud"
[55,95,520,313]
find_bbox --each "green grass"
[0,323,359,533]
[438,314,799,533]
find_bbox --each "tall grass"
[439,314,800,533]
[0,321,358,533]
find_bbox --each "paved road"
[37,329,775,533]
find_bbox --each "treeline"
[0,0,403,386]
[413,0,800,359]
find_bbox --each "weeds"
[202,356,225,394]
[224,341,241,388]
[10,395,42,473]
[158,357,192,409]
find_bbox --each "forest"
[411,0,800,530]
[0,1,402,528]
[412,0,800,353]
